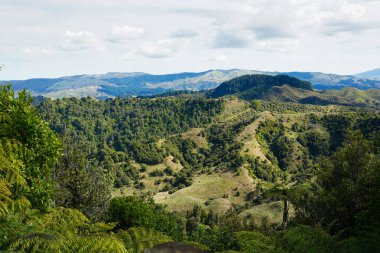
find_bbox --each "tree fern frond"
[8,233,69,253]
[0,138,27,187]
[9,233,127,253]
[9,196,31,213]
[69,235,126,253]
[118,227,172,253]
[28,207,89,236]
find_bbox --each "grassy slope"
[323,87,380,106]
[154,168,255,213]
[236,111,274,162]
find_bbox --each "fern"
[69,235,126,253]
[234,231,284,253]
[27,207,89,237]
[0,138,30,215]
[9,233,126,253]
[117,227,172,253]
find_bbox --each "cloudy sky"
[1,0,379,79]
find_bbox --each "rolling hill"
[262,86,380,109]
[207,74,312,99]
[206,74,380,109]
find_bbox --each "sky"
[1,0,380,79]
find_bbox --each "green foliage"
[53,136,112,220]
[2,82,379,252]
[257,101,333,114]
[0,207,127,252]
[27,207,89,237]
[251,100,261,110]
[108,196,183,239]
[314,131,380,236]
[109,196,162,229]
[0,212,40,249]
[208,74,312,99]
[283,225,335,253]
[321,114,353,151]
[205,124,244,170]
[0,138,31,215]
[246,157,282,182]
[233,231,282,253]
[37,96,223,186]
[256,119,303,173]
[0,85,61,210]
[343,189,380,253]
[303,130,330,157]
[9,234,126,253]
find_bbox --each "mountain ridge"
[1,69,380,98]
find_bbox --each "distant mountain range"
[1,69,380,98]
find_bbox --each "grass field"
[154,168,255,212]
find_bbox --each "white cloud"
[319,2,380,35]
[170,29,198,38]
[22,47,51,55]
[1,0,380,79]
[209,53,227,61]
[255,39,300,52]
[213,29,250,48]
[138,39,179,58]
[108,25,145,43]
[59,30,100,51]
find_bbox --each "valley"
[2,0,380,251]
[1,74,379,252]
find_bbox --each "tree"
[314,131,380,236]
[251,100,261,110]
[263,183,293,228]
[53,136,112,220]
[264,183,311,228]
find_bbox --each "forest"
[0,81,379,252]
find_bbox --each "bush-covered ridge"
[207,74,313,99]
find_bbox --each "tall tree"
[314,131,380,236]
[53,136,112,220]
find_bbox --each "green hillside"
[1,84,379,253]
[323,87,380,107]
[207,74,313,99]
[205,74,379,109]
[261,85,380,109]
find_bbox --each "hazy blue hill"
[6,78,65,94]
[355,68,380,80]
[99,71,211,96]
[207,74,312,99]
[284,71,380,90]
